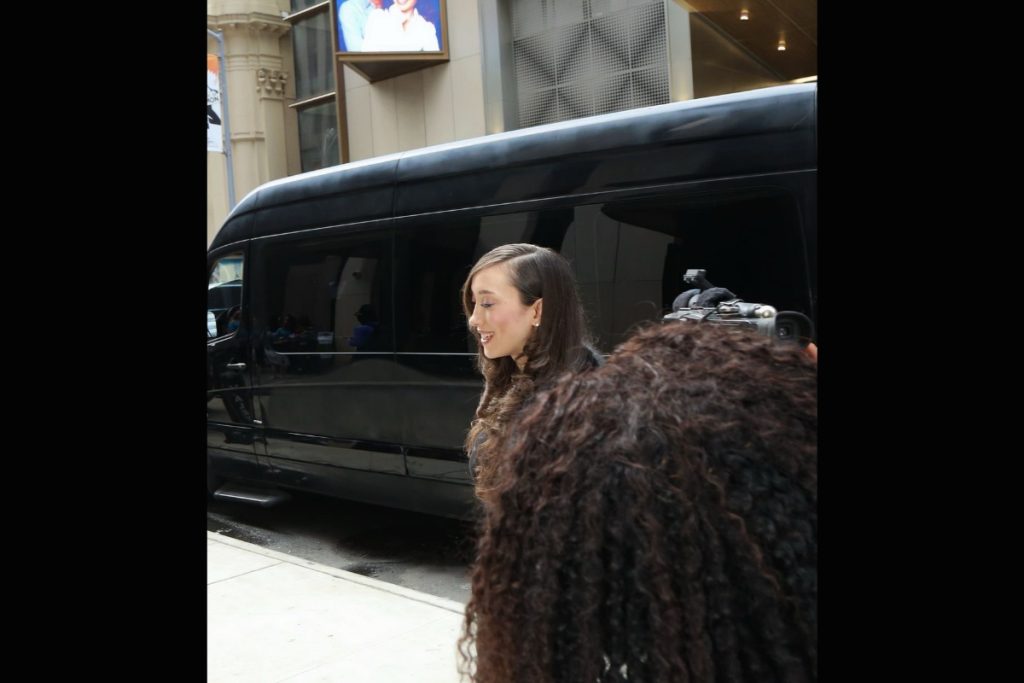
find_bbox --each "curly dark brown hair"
[459,322,817,683]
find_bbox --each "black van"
[207,83,817,519]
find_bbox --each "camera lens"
[775,311,814,345]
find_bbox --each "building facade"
[207,0,816,244]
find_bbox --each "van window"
[259,234,393,364]
[562,188,809,350]
[395,211,579,353]
[395,187,807,353]
[208,253,244,338]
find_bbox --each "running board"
[212,482,292,507]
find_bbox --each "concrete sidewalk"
[207,531,468,682]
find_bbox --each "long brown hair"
[461,243,592,497]
[459,323,817,683]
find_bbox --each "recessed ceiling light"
[740,9,750,20]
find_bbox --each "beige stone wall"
[208,153,231,241]
[343,0,486,161]
[667,0,695,102]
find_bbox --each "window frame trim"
[284,1,330,24]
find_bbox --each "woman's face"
[393,0,417,14]
[468,263,541,362]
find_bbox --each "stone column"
[207,0,292,241]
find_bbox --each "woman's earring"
[533,323,540,327]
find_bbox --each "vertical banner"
[207,54,224,152]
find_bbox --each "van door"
[207,249,260,475]
[248,226,405,487]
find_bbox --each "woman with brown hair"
[460,322,817,683]
[461,243,601,499]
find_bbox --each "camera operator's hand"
[805,342,818,365]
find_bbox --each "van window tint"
[566,188,809,350]
[260,235,392,358]
[395,188,806,353]
[395,212,578,353]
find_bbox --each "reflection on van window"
[566,189,808,350]
[395,188,806,353]
[396,213,573,354]
[208,253,244,338]
[210,256,243,284]
[259,237,391,375]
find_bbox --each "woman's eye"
[481,302,494,308]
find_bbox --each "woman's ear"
[532,298,543,327]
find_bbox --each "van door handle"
[226,362,247,370]
[291,434,331,446]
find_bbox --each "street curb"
[207,530,467,615]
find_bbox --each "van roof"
[210,83,816,252]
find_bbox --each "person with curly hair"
[461,243,601,501]
[460,322,817,683]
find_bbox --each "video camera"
[662,269,814,347]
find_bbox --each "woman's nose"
[468,308,478,327]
